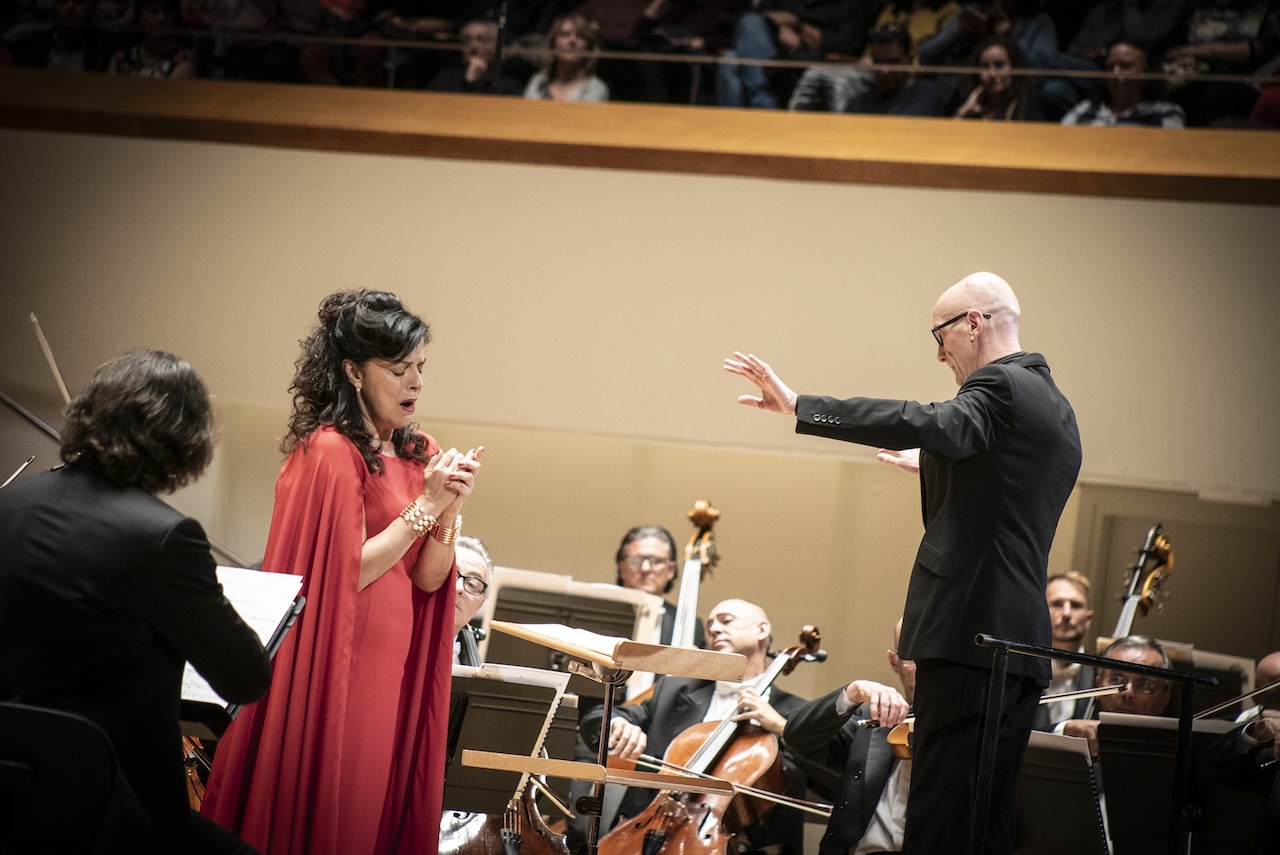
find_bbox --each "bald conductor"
[726,272,1082,855]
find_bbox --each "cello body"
[598,722,783,855]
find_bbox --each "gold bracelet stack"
[431,515,462,545]
[400,503,437,538]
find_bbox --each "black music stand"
[1015,731,1109,855]
[1098,713,1266,855]
[974,634,1218,855]
[445,669,567,813]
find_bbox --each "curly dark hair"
[60,349,215,494]
[283,290,431,474]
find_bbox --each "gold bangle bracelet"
[431,515,462,545]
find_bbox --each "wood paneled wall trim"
[3,66,1277,205]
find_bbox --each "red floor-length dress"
[202,427,455,855]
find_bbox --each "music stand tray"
[1016,731,1109,855]
[1097,712,1264,855]
[445,663,571,814]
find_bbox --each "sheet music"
[517,623,630,656]
[181,566,303,707]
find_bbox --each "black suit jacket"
[796,352,1081,680]
[784,687,899,854]
[581,674,809,853]
[0,466,272,850]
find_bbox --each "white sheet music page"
[181,566,303,707]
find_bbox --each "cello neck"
[669,552,702,648]
[684,650,795,774]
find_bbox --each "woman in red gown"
[202,290,483,855]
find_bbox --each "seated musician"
[1036,571,1097,731]
[1058,634,1173,756]
[452,535,493,666]
[614,525,706,648]
[783,619,913,855]
[580,599,808,854]
[1238,651,1280,723]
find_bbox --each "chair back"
[0,701,164,854]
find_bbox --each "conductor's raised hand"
[723,352,797,415]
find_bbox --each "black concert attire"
[794,351,1082,854]
[0,465,272,853]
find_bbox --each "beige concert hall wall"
[1,127,1277,701]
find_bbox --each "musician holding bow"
[582,599,809,854]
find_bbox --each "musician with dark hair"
[202,290,484,855]
[0,349,271,854]
[614,524,707,648]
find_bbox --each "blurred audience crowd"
[3,0,1278,127]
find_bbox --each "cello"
[438,776,571,855]
[598,627,824,855]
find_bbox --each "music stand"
[469,620,747,855]
[480,567,665,705]
[1015,731,1109,855]
[1097,713,1266,855]
[975,634,1218,855]
[180,566,305,739]
[445,663,570,814]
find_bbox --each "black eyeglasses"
[1100,673,1170,696]
[931,311,991,346]
[456,570,489,596]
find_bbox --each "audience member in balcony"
[925,0,1057,108]
[844,22,946,115]
[715,0,876,110]
[1162,0,1280,125]
[523,12,609,101]
[954,33,1043,118]
[108,0,195,77]
[1039,0,1195,118]
[427,17,521,93]
[1061,39,1187,126]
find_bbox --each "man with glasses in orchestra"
[452,536,493,666]
[614,525,706,648]
[725,271,1082,855]
[1036,571,1098,731]
[1059,635,1173,756]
